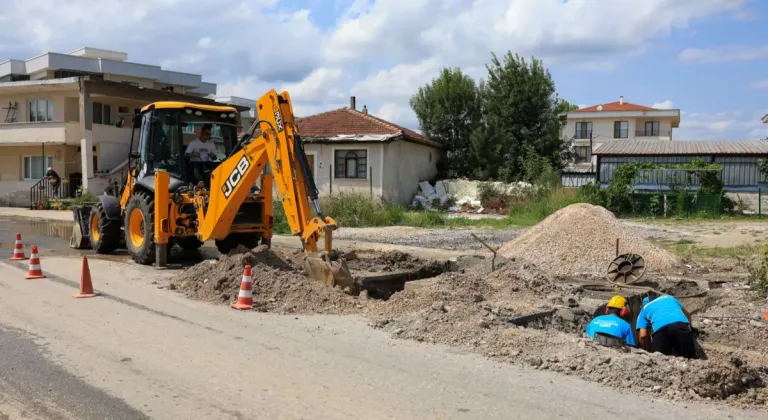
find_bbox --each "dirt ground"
[167,205,768,409]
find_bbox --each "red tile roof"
[295,107,442,149]
[574,101,657,112]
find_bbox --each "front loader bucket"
[304,252,356,291]
[69,205,92,249]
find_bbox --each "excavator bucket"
[304,252,356,291]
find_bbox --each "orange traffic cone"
[9,233,27,261]
[74,255,98,298]
[230,265,253,310]
[25,245,45,279]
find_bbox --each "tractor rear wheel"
[89,202,121,254]
[124,191,156,265]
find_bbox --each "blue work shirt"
[585,315,636,347]
[636,295,688,332]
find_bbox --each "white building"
[0,47,246,207]
[562,96,681,167]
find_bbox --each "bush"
[319,191,405,227]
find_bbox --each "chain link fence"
[617,191,724,218]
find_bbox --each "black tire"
[215,233,261,255]
[89,202,121,254]
[124,191,156,265]
[176,236,204,251]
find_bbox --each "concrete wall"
[382,140,440,203]
[91,124,137,171]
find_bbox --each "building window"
[573,146,592,163]
[93,102,112,125]
[23,156,53,180]
[334,149,367,179]
[29,99,54,122]
[644,121,660,136]
[575,122,592,139]
[613,121,628,138]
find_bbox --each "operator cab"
[131,102,241,189]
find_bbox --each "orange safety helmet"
[605,295,630,318]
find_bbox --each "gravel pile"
[498,203,679,277]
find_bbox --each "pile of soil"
[367,261,767,406]
[498,203,678,277]
[170,245,363,315]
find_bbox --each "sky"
[1,0,767,140]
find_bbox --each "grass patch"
[675,238,696,245]
[270,191,522,234]
[670,244,761,258]
[506,188,585,226]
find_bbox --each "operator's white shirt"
[185,138,218,162]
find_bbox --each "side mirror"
[115,117,124,128]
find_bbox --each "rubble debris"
[411,178,533,212]
[498,203,678,277]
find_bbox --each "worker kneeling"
[636,295,696,359]
[585,296,636,348]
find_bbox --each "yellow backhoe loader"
[70,89,353,289]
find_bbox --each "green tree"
[409,67,482,178]
[469,52,572,182]
[556,99,580,113]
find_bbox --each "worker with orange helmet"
[585,295,636,347]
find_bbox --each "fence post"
[369,166,373,198]
[759,188,762,218]
[329,164,333,195]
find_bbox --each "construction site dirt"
[164,205,768,409]
[4,205,768,411]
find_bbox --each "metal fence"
[625,191,723,218]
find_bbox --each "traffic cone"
[73,255,98,298]
[25,245,45,279]
[230,265,253,310]
[9,233,27,261]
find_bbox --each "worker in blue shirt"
[636,294,696,359]
[585,295,636,348]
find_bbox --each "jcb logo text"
[222,156,251,199]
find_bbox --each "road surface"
[0,253,765,420]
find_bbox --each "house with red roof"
[294,96,443,204]
[562,96,681,167]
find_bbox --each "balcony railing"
[636,129,661,137]
[574,130,592,139]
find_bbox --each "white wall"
[564,116,676,142]
[382,140,440,203]
[303,142,385,198]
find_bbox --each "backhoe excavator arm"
[196,90,337,254]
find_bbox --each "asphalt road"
[0,230,765,418]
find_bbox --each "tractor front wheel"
[124,191,156,265]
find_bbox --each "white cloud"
[652,100,675,109]
[679,44,768,62]
[0,0,753,132]
[675,110,768,140]
[752,80,768,89]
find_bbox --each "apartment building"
[0,47,246,207]
[562,96,681,167]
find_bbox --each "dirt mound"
[368,261,767,406]
[170,245,362,314]
[498,203,678,277]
